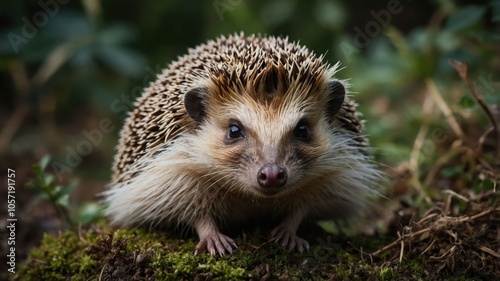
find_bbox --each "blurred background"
[0,0,498,267]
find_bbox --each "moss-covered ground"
[12,226,406,280]
[13,210,498,281]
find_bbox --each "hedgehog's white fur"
[105,128,379,226]
[104,33,380,255]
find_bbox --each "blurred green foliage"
[1,0,499,180]
[26,155,104,226]
[27,155,76,211]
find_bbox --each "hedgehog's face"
[184,80,345,198]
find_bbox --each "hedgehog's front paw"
[194,232,238,256]
[270,225,310,253]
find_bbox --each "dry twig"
[449,59,500,158]
[425,79,465,140]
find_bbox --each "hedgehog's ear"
[326,80,345,117]
[184,87,208,123]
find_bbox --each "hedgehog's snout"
[257,163,287,188]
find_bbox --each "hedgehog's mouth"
[253,186,288,197]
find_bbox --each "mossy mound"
[9,226,379,280]
[10,226,439,280]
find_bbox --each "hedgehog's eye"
[294,120,312,142]
[225,121,245,144]
[228,125,242,138]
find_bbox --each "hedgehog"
[103,33,380,256]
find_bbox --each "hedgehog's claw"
[270,225,309,253]
[195,233,237,256]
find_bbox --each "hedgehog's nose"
[257,163,287,188]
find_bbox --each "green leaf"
[45,11,92,39]
[52,185,62,196]
[314,0,346,29]
[472,30,500,42]
[61,181,78,196]
[98,24,137,46]
[95,46,146,78]
[31,164,43,180]
[43,174,55,187]
[39,155,52,171]
[35,193,50,201]
[459,95,476,109]
[56,194,70,207]
[440,166,463,178]
[435,31,460,52]
[445,5,487,31]
[77,202,105,224]
[479,179,496,191]
[407,28,432,53]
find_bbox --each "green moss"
[14,226,481,280]
[376,266,395,281]
[399,256,428,279]
[113,227,168,252]
[14,230,99,281]
[152,252,247,280]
